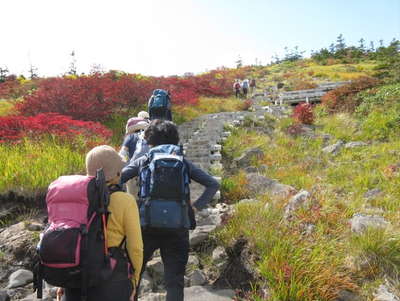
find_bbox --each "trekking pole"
[96,168,109,258]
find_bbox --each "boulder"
[364,188,383,200]
[184,286,235,301]
[213,238,259,291]
[139,292,166,301]
[0,291,10,301]
[336,290,362,301]
[284,190,311,219]
[246,173,296,199]
[350,214,390,234]
[189,270,207,286]
[232,148,264,168]
[147,257,164,283]
[0,222,38,265]
[238,199,259,204]
[189,225,216,247]
[7,269,33,289]
[139,271,153,296]
[344,141,368,149]
[374,283,400,301]
[212,246,227,262]
[322,140,344,155]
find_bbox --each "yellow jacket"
[106,191,143,287]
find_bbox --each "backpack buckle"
[80,224,88,235]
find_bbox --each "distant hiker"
[119,117,150,196]
[121,120,220,301]
[233,80,241,98]
[119,117,149,162]
[242,79,249,98]
[250,78,256,95]
[148,89,172,121]
[35,145,143,301]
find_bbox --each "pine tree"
[0,66,9,83]
[68,50,77,75]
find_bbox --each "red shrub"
[321,76,380,113]
[0,113,112,144]
[293,102,314,124]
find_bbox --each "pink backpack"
[34,170,130,299]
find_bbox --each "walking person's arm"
[186,160,220,210]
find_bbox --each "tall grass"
[0,138,87,193]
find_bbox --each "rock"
[374,283,400,301]
[364,188,383,200]
[350,214,390,234]
[20,294,52,301]
[212,246,227,262]
[139,271,153,296]
[284,190,311,219]
[184,275,191,287]
[0,222,38,265]
[322,140,344,155]
[0,291,10,301]
[246,173,296,199]
[233,148,264,168]
[336,290,362,301]
[184,286,235,301]
[138,292,166,301]
[345,141,368,148]
[238,198,259,204]
[302,223,316,236]
[7,269,33,289]
[26,222,44,232]
[189,270,207,286]
[244,166,258,173]
[147,257,164,281]
[213,238,258,291]
[189,225,216,247]
[187,255,200,267]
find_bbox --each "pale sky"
[2,0,400,77]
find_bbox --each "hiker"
[233,80,241,98]
[119,117,149,162]
[120,120,220,301]
[119,116,150,195]
[148,89,172,121]
[242,79,249,98]
[35,145,143,301]
[250,78,256,95]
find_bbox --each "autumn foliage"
[321,76,380,113]
[293,102,314,125]
[0,113,112,144]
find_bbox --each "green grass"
[0,138,87,193]
[218,95,400,299]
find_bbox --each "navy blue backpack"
[148,89,171,120]
[138,144,190,230]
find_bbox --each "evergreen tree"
[68,50,77,75]
[235,55,243,68]
[0,66,9,83]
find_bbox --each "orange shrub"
[321,76,380,113]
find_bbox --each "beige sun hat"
[85,145,125,181]
[137,111,150,119]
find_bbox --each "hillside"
[0,40,399,300]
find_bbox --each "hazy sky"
[2,0,399,77]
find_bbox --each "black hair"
[144,119,179,146]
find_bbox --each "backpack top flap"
[150,90,170,109]
[46,175,93,226]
